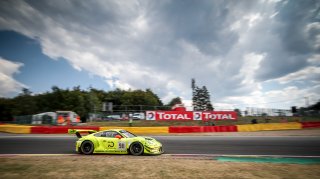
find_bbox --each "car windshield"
[119,130,136,138]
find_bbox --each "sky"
[0,0,319,110]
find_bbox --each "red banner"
[146,111,237,120]
[146,111,193,120]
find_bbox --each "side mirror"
[115,135,122,139]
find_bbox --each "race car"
[68,129,164,155]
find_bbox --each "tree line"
[0,78,216,122]
[0,86,165,122]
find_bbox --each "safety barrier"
[0,122,319,134]
[30,126,100,134]
[0,124,32,134]
[301,122,320,128]
[99,127,169,134]
[237,122,302,132]
[169,125,238,133]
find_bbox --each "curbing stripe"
[237,122,302,132]
[0,124,31,134]
[301,122,320,128]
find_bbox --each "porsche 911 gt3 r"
[68,129,164,155]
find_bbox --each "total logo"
[146,112,155,120]
[193,112,202,120]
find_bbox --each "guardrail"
[169,125,237,133]
[0,122,320,134]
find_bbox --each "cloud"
[271,66,320,84]
[0,0,319,108]
[0,57,26,97]
[254,0,320,81]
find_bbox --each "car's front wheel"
[80,141,94,155]
[129,142,144,156]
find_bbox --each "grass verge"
[1,155,320,179]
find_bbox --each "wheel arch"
[128,141,144,156]
[80,140,95,155]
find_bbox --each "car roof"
[101,129,125,132]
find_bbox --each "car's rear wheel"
[81,141,94,155]
[129,142,144,156]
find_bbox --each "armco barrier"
[168,126,201,133]
[0,124,31,134]
[237,122,302,132]
[30,126,100,134]
[301,122,320,128]
[1,122,319,134]
[99,127,169,134]
[169,125,238,133]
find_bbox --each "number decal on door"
[118,141,126,150]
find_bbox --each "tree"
[0,85,167,122]
[192,79,213,111]
[202,86,213,111]
[234,109,242,117]
[0,98,14,121]
[167,97,182,107]
[12,88,38,115]
[120,89,163,111]
[85,89,101,114]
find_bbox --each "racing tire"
[80,141,94,155]
[129,142,144,156]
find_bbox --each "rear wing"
[68,129,97,138]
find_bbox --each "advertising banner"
[146,111,237,120]
[199,111,237,120]
[146,111,193,120]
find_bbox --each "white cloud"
[0,57,26,97]
[0,0,319,109]
[244,13,262,28]
[308,54,320,65]
[240,53,265,85]
[222,85,319,110]
[269,66,320,84]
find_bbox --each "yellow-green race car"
[68,129,164,155]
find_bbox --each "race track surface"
[1,133,320,156]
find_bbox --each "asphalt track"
[1,133,320,156]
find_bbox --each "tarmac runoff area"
[1,128,320,165]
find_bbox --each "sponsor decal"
[193,112,202,120]
[147,111,237,120]
[108,141,114,147]
[146,111,155,120]
[118,141,126,150]
[201,112,237,120]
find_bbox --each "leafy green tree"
[85,88,102,113]
[0,98,14,121]
[12,88,38,115]
[104,88,126,111]
[167,97,182,107]
[234,109,242,117]
[0,86,167,122]
[120,89,163,111]
[146,89,163,106]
